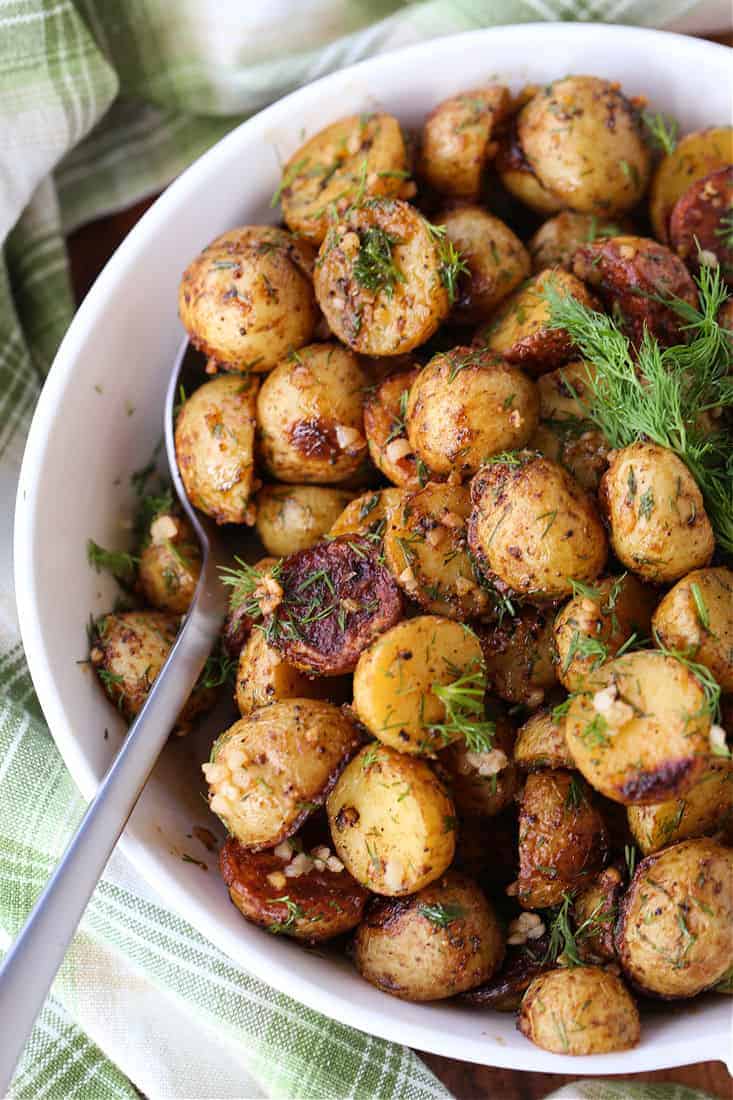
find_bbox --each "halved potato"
[234,628,334,716]
[480,606,558,707]
[254,484,354,556]
[627,759,733,855]
[138,512,201,614]
[437,710,517,817]
[514,708,573,771]
[328,487,403,540]
[669,166,733,279]
[573,865,624,963]
[420,86,511,199]
[649,126,733,241]
[652,567,733,692]
[530,420,610,494]
[528,212,632,272]
[363,368,423,490]
[519,967,640,1054]
[435,206,530,323]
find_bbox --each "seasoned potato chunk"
[519,967,640,1054]
[138,512,201,614]
[528,212,631,272]
[178,226,317,371]
[354,871,504,1000]
[480,606,558,707]
[649,126,733,241]
[328,487,403,540]
[627,759,733,855]
[495,123,566,215]
[363,368,423,490]
[175,374,258,525]
[462,935,552,1012]
[573,865,624,963]
[435,206,530,323]
[234,628,333,716]
[652,567,733,692]
[530,420,610,494]
[254,484,354,556]
[536,359,596,421]
[669,166,733,280]
[514,709,573,771]
[437,711,517,816]
[420,86,510,199]
[221,556,277,660]
[327,743,456,894]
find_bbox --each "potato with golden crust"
[669,166,733,280]
[254,484,354,557]
[627,759,733,855]
[528,212,631,272]
[234,628,335,716]
[354,871,504,1001]
[202,700,361,849]
[468,454,607,603]
[221,556,278,660]
[519,967,640,1054]
[256,343,368,484]
[495,123,566,215]
[326,742,456,895]
[314,199,450,356]
[514,709,573,771]
[435,206,530,323]
[536,359,596,421]
[405,348,539,480]
[616,838,733,998]
[649,126,733,242]
[480,606,558,707]
[573,865,624,963]
[328,487,403,540]
[363,368,423,490]
[138,511,201,614]
[565,651,711,805]
[599,443,714,585]
[530,420,610,494]
[178,226,317,371]
[652,567,733,692]
[419,86,511,199]
[175,374,258,525]
[437,709,517,817]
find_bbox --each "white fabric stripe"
[0,712,29,787]
[0,0,69,28]
[58,113,192,187]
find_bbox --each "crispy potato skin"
[363,368,423,490]
[627,759,733,855]
[669,166,733,281]
[178,226,317,370]
[519,967,640,1054]
[234,629,335,716]
[254,484,354,557]
[438,714,517,817]
[515,770,608,908]
[314,199,450,356]
[354,871,505,1001]
[572,236,698,348]
[419,87,511,199]
[528,213,632,272]
[479,607,558,707]
[436,206,530,323]
[462,935,552,1011]
[203,700,361,849]
[573,865,624,962]
[599,442,714,584]
[616,838,733,998]
[652,567,733,692]
[649,126,733,242]
[468,455,607,603]
[138,513,201,614]
[221,556,277,660]
[219,834,368,942]
[514,709,573,771]
[328,487,402,540]
[566,651,710,806]
[327,743,456,895]
[256,343,368,484]
[405,348,539,480]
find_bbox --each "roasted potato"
[354,871,504,1001]
[363,368,424,490]
[419,86,511,199]
[462,935,552,1012]
[649,126,733,241]
[616,838,733,998]
[254,484,354,556]
[528,212,631,272]
[565,651,711,805]
[175,374,258,525]
[495,122,567,215]
[536,359,596,421]
[468,454,607,603]
[530,420,610,494]
[234,628,335,716]
[178,226,317,371]
[514,709,573,771]
[405,347,539,479]
[573,865,624,963]
[314,199,450,356]
[326,742,456,894]
[480,606,558,707]
[652,566,733,692]
[138,511,201,614]
[202,700,361,849]
[221,556,277,660]
[627,759,733,855]
[328,487,403,539]
[669,166,733,280]
[256,343,368,484]
[519,967,640,1054]
[435,206,530,323]
[599,442,714,584]
[438,710,517,816]
[453,811,518,896]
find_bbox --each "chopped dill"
[418,902,465,928]
[430,663,495,753]
[219,557,283,616]
[352,226,405,298]
[642,110,679,155]
[86,540,138,584]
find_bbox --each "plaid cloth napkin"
[0,2,722,1097]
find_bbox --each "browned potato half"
[536,360,596,421]
[627,759,733,855]
[138,511,201,614]
[519,966,640,1054]
[352,614,486,755]
[326,742,456,894]
[277,113,412,244]
[496,124,566,215]
[530,420,610,494]
[566,651,711,805]
[354,871,504,1000]
[202,700,361,849]
[221,556,277,660]
[514,770,608,908]
[405,348,539,480]
[436,206,530,323]
[616,838,733,998]
[462,935,552,1012]
[652,567,733,692]
[438,710,517,816]
[468,454,607,603]
[669,166,733,280]
[599,442,714,584]
[573,865,624,963]
[178,226,317,371]
[554,573,657,692]
[649,126,733,241]
[219,832,368,942]
[528,212,631,272]
[420,86,511,199]
[328,487,403,539]
[514,709,573,771]
[254,484,354,556]
[175,374,258,525]
[314,199,450,356]
[363,368,423,490]
[234,628,334,716]
[480,606,558,707]
[256,343,368,484]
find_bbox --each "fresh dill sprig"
[714,209,733,251]
[423,220,469,306]
[653,630,722,722]
[418,902,465,928]
[430,663,495,753]
[267,895,304,934]
[642,110,679,155]
[198,649,236,690]
[352,226,405,297]
[561,629,609,674]
[219,557,283,616]
[86,539,138,584]
[544,892,613,967]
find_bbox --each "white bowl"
[15,23,733,1074]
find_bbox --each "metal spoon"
[0,338,229,1092]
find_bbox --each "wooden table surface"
[66,28,732,1098]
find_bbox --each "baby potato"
[554,573,657,692]
[496,126,566,215]
[573,865,625,963]
[519,967,640,1054]
[514,770,609,908]
[221,555,278,660]
[518,76,651,216]
[438,710,517,817]
[468,454,607,603]
[256,343,368,484]
[234,628,334,716]
[314,199,450,356]
[354,871,504,1001]
[420,86,511,199]
[566,651,711,805]
[528,212,631,272]
[202,700,361,849]
[652,567,733,692]
[138,511,201,614]
[328,487,403,539]
[476,269,598,376]
[536,360,596,421]
[327,742,456,895]
[627,759,733,855]
[352,614,485,755]
[599,442,714,584]
[530,420,610,494]
[462,935,553,1012]
[453,811,518,896]
[480,606,558,707]
[254,484,354,557]
[175,374,258,525]
[649,126,733,242]
[514,709,573,771]
[669,166,733,280]
[363,368,423,490]
[616,838,733,998]
[435,206,530,323]
[277,113,412,244]
[178,226,317,371]
[405,347,539,480]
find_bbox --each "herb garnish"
[219,557,283,616]
[418,902,465,928]
[86,540,138,584]
[430,663,495,753]
[353,226,405,297]
[642,110,679,155]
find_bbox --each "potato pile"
[89,80,733,1058]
